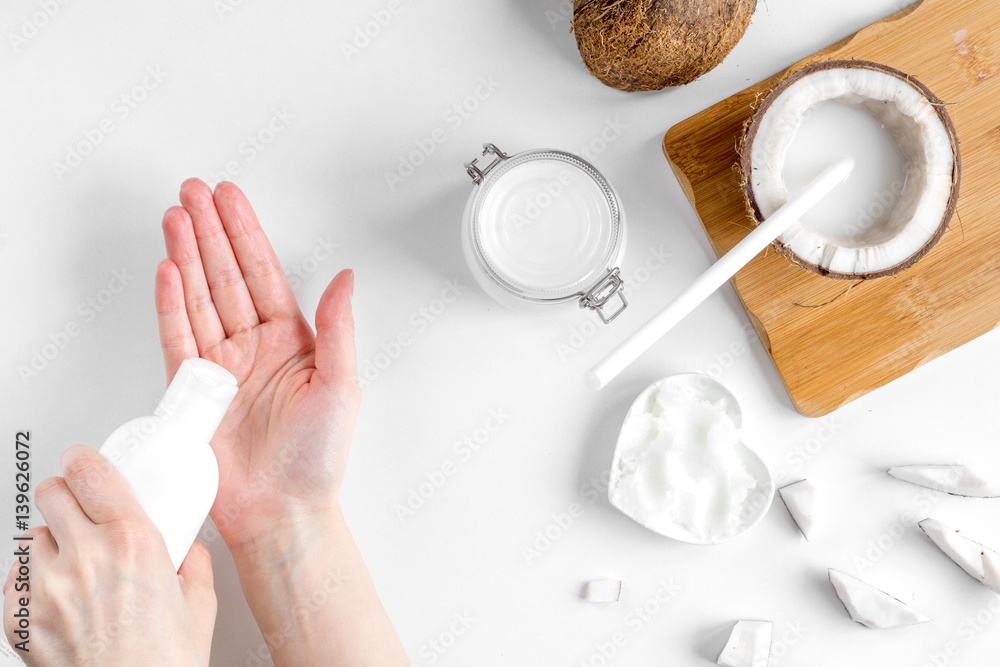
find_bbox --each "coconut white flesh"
[918,518,1000,591]
[583,579,622,602]
[828,569,931,629]
[982,551,1000,594]
[750,67,954,275]
[717,620,771,667]
[888,465,1000,497]
[778,479,816,540]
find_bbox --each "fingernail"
[347,269,355,302]
[59,445,86,471]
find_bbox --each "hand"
[3,446,215,666]
[155,180,407,666]
[154,179,360,555]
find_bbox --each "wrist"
[229,503,346,573]
[229,504,367,664]
[226,501,408,666]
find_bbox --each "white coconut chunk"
[828,569,931,629]
[888,465,1000,497]
[918,518,1000,591]
[583,579,622,602]
[717,620,771,667]
[778,479,816,540]
[981,551,1000,594]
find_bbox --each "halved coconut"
[828,569,931,629]
[742,60,960,279]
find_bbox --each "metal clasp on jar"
[464,143,509,185]
[580,268,628,324]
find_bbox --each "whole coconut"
[572,0,756,92]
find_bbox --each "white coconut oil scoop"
[586,158,854,390]
[608,374,775,544]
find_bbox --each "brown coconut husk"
[572,0,756,92]
[740,60,962,280]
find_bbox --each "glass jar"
[461,143,628,323]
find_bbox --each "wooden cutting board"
[662,0,1000,417]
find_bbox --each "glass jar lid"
[464,143,627,322]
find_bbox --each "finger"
[33,477,91,547]
[213,181,302,322]
[177,540,217,638]
[59,446,145,526]
[155,259,199,383]
[313,269,359,397]
[162,205,227,352]
[179,178,259,336]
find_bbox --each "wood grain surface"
[662,0,1000,417]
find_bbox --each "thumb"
[177,540,217,632]
[313,269,359,394]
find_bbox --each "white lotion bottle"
[99,358,238,571]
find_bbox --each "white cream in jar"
[461,144,628,323]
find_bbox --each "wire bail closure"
[464,143,628,325]
[580,268,628,324]
[465,143,509,185]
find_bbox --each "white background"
[2,0,999,665]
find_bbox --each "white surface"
[2,0,1000,665]
[586,157,852,388]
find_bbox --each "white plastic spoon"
[586,158,855,390]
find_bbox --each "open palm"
[153,179,359,551]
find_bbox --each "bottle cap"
[154,358,239,443]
